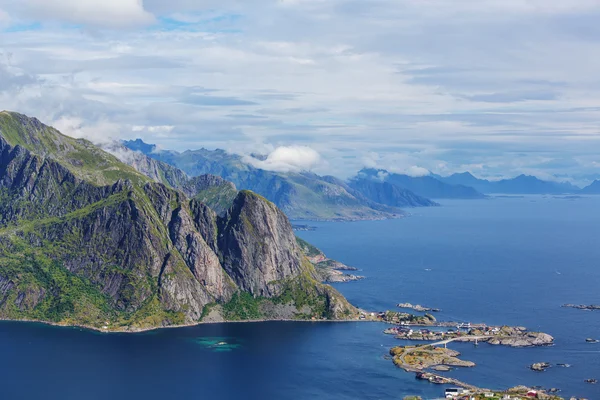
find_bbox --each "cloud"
[181,94,258,106]
[244,145,322,173]
[404,166,431,177]
[51,116,123,145]
[2,0,600,183]
[0,62,39,91]
[463,90,559,103]
[10,0,155,28]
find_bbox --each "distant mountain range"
[122,140,598,221]
[581,180,600,194]
[357,168,486,199]
[433,172,579,195]
[123,140,437,221]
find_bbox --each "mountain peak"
[122,138,157,155]
[0,111,149,186]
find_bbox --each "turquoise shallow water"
[1,196,599,399]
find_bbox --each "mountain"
[357,169,485,199]
[347,177,439,207]
[0,111,357,331]
[123,140,428,221]
[436,172,579,194]
[105,143,239,216]
[581,180,600,194]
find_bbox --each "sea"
[1,196,599,400]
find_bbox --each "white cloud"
[1,0,600,183]
[244,145,322,173]
[51,116,122,145]
[404,166,431,177]
[11,0,155,28]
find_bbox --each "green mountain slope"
[0,112,148,186]
[0,112,357,331]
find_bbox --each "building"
[445,388,466,398]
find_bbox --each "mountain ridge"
[123,139,439,220]
[0,112,357,331]
[436,171,579,194]
[357,168,486,199]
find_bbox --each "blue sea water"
[1,196,599,400]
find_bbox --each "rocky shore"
[562,304,600,311]
[397,303,441,312]
[297,237,365,283]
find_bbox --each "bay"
[1,196,599,399]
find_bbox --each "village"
[383,322,555,347]
[374,307,570,400]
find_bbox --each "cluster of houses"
[444,388,541,399]
[385,324,506,341]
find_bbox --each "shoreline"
[0,316,380,334]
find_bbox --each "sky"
[1,0,600,184]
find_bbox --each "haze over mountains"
[433,172,580,195]
[123,140,597,222]
[123,139,437,221]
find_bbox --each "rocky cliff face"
[0,112,356,329]
[218,191,305,297]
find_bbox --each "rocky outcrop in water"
[530,362,551,372]
[562,304,600,311]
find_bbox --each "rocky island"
[397,303,441,312]
[390,345,475,371]
[385,323,554,347]
[378,304,557,397]
[562,304,600,311]
[530,362,551,372]
[0,111,358,331]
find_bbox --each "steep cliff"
[0,111,357,330]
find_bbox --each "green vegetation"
[273,273,329,319]
[194,184,238,216]
[0,246,114,326]
[0,111,149,187]
[296,237,323,258]
[222,292,263,320]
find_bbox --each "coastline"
[0,316,380,334]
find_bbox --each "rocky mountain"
[436,172,579,194]
[347,177,439,207]
[581,180,600,194]
[0,111,357,331]
[357,169,485,199]
[123,140,428,221]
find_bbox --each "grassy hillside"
[0,111,149,186]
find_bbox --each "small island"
[562,304,600,311]
[384,323,554,347]
[530,362,551,372]
[390,345,475,372]
[377,303,558,398]
[397,302,441,312]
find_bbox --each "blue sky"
[1,0,600,184]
